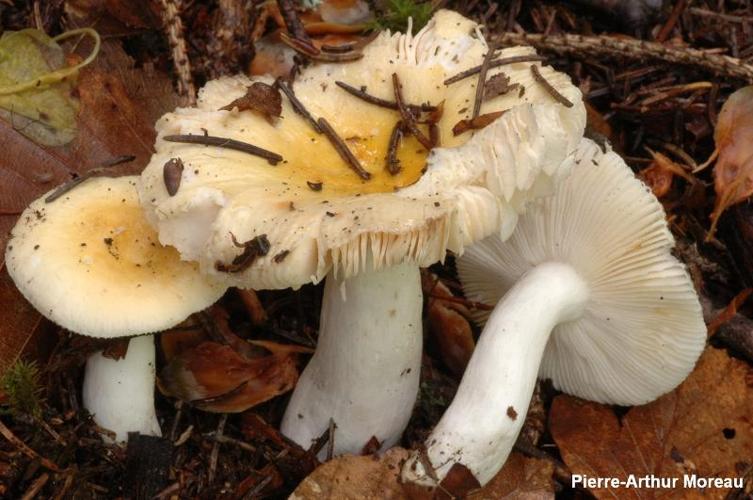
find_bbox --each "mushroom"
[5,176,226,442]
[401,138,706,486]
[138,9,586,455]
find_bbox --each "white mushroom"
[138,9,586,456]
[5,176,226,442]
[401,139,706,486]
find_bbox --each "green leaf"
[0,28,99,146]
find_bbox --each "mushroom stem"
[281,261,423,456]
[402,262,589,485]
[82,335,162,442]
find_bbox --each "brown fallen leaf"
[158,340,299,413]
[469,453,554,500]
[639,149,695,199]
[551,347,753,500]
[452,111,507,136]
[220,82,282,120]
[423,273,475,377]
[292,448,554,500]
[291,448,410,499]
[706,86,753,239]
[0,36,178,375]
[707,288,752,338]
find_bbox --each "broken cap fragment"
[402,138,706,486]
[5,175,226,441]
[138,8,585,457]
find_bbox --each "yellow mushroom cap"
[5,176,227,338]
[139,9,586,290]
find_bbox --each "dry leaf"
[709,86,753,238]
[639,149,694,199]
[220,82,282,120]
[0,29,79,146]
[452,111,506,136]
[291,448,410,500]
[551,347,753,500]
[158,341,299,413]
[0,38,177,375]
[423,273,475,376]
[469,453,555,500]
[707,288,752,337]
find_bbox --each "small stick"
[276,0,317,54]
[386,120,404,175]
[335,81,437,112]
[20,473,49,500]
[326,418,336,461]
[45,154,136,203]
[208,414,227,484]
[163,134,283,165]
[321,42,358,53]
[169,400,184,441]
[530,65,574,107]
[392,73,433,150]
[158,0,196,104]
[495,31,753,84]
[317,117,371,180]
[276,78,322,133]
[207,432,257,453]
[0,419,60,472]
[444,55,547,85]
[473,43,499,119]
[279,32,362,62]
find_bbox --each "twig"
[246,474,274,498]
[276,78,322,133]
[163,134,283,165]
[20,473,49,500]
[51,471,74,500]
[169,400,184,441]
[530,64,574,107]
[276,0,317,54]
[655,0,687,43]
[326,418,336,461]
[158,0,196,104]
[0,419,60,472]
[45,155,135,203]
[392,73,433,150]
[206,432,257,453]
[494,32,753,83]
[208,414,227,484]
[386,120,404,175]
[335,81,437,113]
[473,43,498,119]
[317,118,371,180]
[444,55,546,85]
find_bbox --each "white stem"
[281,262,423,457]
[402,262,589,485]
[82,335,162,442]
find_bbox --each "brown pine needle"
[163,134,283,165]
[317,118,371,180]
[530,65,574,107]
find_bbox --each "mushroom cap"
[139,9,586,290]
[5,176,226,338]
[457,139,706,405]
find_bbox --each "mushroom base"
[280,261,423,457]
[82,334,162,443]
[401,261,589,485]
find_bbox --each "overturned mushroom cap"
[458,139,706,405]
[5,176,226,338]
[139,9,586,290]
